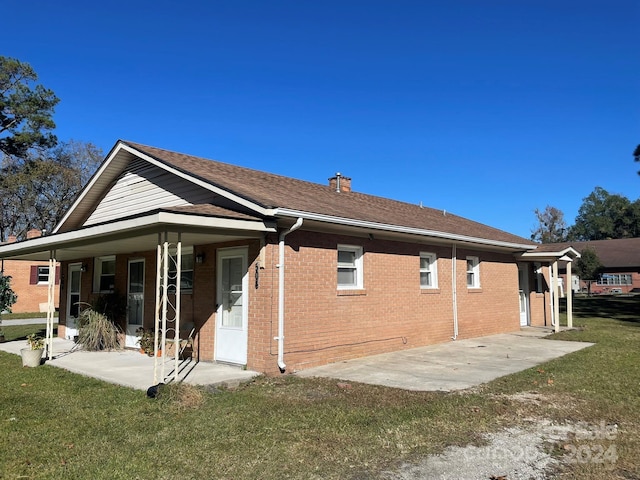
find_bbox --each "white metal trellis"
[153,233,182,384]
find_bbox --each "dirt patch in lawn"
[380,420,573,480]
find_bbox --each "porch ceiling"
[0,211,276,262]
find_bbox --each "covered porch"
[0,209,276,384]
[0,337,259,390]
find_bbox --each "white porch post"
[152,232,182,385]
[552,260,560,333]
[566,260,573,329]
[46,251,56,360]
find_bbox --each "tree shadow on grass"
[567,296,640,325]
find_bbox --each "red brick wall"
[252,231,523,374]
[57,232,525,375]
[1,260,60,314]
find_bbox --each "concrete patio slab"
[297,327,594,391]
[0,337,259,391]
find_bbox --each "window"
[337,245,363,289]
[29,265,60,285]
[37,266,50,284]
[466,256,480,288]
[168,247,194,293]
[94,256,116,293]
[597,274,632,286]
[420,252,438,288]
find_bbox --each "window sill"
[467,287,483,293]
[337,289,367,296]
[420,288,440,294]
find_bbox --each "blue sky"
[4,0,638,239]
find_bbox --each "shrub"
[77,308,121,351]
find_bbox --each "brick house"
[541,238,640,294]
[0,230,60,314]
[0,141,579,374]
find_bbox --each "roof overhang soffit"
[0,212,277,262]
[54,141,276,233]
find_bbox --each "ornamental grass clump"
[77,308,121,351]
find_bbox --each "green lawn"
[0,296,638,479]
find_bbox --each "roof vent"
[328,173,352,193]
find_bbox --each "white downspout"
[451,244,458,340]
[276,218,303,372]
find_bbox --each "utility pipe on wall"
[451,244,458,340]
[276,217,303,372]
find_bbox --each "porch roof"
[518,245,581,262]
[0,209,276,261]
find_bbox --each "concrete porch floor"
[296,327,594,391]
[0,338,259,391]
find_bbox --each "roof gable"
[83,157,216,227]
[55,141,271,233]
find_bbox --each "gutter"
[276,217,304,372]
[274,208,534,251]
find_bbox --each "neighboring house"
[0,141,579,375]
[543,238,640,294]
[0,230,60,314]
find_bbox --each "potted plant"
[136,328,161,357]
[0,272,18,343]
[21,333,45,367]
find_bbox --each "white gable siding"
[84,159,215,226]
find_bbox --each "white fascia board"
[1,212,276,258]
[275,208,536,250]
[520,247,581,260]
[120,144,272,217]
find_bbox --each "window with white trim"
[37,266,50,284]
[94,256,116,293]
[466,256,480,288]
[420,252,438,288]
[337,245,363,289]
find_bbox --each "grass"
[0,297,638,479]
[1,312,58,320]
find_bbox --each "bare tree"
[531,205,567,243]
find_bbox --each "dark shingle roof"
[539,238,640,269]
[124,141,535,247]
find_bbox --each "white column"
[566,260,573,329]
[553,260,560,333]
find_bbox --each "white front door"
[65,264,82,340]
[126,259,145,348]
[518,264,529,327]
[215,247,248,364]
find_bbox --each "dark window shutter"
[55,266,61,285]
[30,265,38,285]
